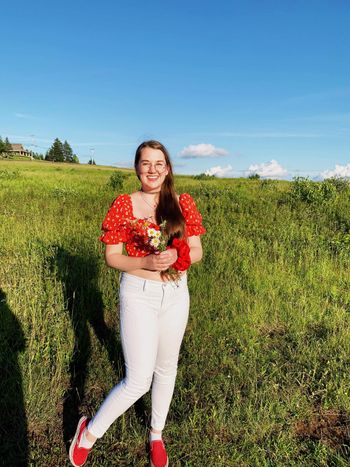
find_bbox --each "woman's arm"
[188,235,203,265]
[104,244,175,272]
[105,244,144,270]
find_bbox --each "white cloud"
[246,160,288,178]
[320,164,350,179]
[14,112,35,119]
[179,143,228,158]
[205,164,234,178]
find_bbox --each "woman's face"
[136,146,169,193]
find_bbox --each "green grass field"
[1,160,350,466]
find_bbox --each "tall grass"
[1,160,350,466]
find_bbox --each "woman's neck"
[140,188,160,197]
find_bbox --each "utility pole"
[90,147,95,164]
[29,134,36,160]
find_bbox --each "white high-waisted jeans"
[88,272,190,438]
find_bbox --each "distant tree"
[4,137,11,153]
[248,173,260,180]
[45,138,79,163]
[63,140,74,163]
[88,158,96,165]
[193,173,215,180]
[46,138,64,162]
[0,136,13,156]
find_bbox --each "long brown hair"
[134,140,186,241]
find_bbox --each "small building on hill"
[9,144,31,157]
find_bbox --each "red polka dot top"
[99,193,206,257]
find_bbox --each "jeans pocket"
[119,276,144,298]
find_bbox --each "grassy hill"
[1,160,350,466]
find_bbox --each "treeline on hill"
[0,136,79,163]
[0,135,43,160]
[45,138,79,163]
[0,136,12,154]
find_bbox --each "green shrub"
[108,171,127,190]
[290,177,337,204]
[325,176,350,193]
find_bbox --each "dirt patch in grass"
[258,323,287,338]
[295,408,350,452]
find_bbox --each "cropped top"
[99,193,206,257]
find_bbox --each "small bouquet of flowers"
[128,219,191,281]
[128,219,168,253]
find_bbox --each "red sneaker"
[69,416,92,467]
[150,440,169,467]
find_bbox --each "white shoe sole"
[69,416,88,467]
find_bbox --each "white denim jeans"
[88,272,190,438]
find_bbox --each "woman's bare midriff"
[126,268,186,282]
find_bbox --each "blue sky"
[1,0,350,179]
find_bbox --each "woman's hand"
[142,249,178,271]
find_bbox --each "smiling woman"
[69,140,206,467]
[135,145,170,195]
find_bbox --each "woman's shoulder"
[178,192,196,209]
[178,192,193,200]
[114,192,131,201]
[178,193,206,235]
[110,193,131,207]
[106,193,133,217]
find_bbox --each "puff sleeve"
[99,194,132,244]
[179,193,206,237]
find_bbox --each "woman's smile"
[137,147,169,192]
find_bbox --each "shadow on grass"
[53,246,148,452]
[0,289,28,467]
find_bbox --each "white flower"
[150,237,160,248]
[154,230,161,238]
[147,228,157,237]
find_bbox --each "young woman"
[69,140,206,467]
